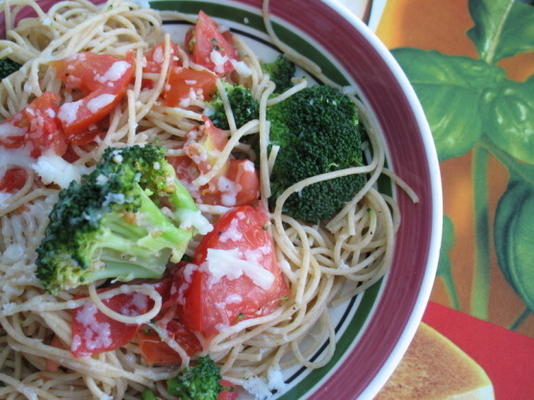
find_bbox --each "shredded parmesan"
[0,122,26,138]
[87,94,115,113]
[204,248,274,290]
[58,100,83,124]
[96,61,130,83]
[175,209,213,235]
[32,152,88,188]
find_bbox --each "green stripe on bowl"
[280,280,382,399]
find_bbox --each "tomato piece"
[144,41,181,75]
[45,336,67,372]
[185,118,228,175]
[23,92,67,157]
[169,119,260,207]
[181,204,290,338]
[0,168,27,193]
[137,320,202,365]
[0,92,66,158]
[52,52,134,137]
[143,41,181,89]
[219,381,239,400]
[70,290,149,357]
[186,11,238,75]
[216,159,259,206]
[163,67,217,107]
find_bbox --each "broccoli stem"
[84,183,193,274]
[167,176,197,212]
[86,257,170,282]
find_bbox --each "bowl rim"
[319,1,442,397]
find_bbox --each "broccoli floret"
[209,83,259,130]
[166,356,231,400]
[268,85,367,223]
[142,357,232,400]
[36,145,199,294]
[0,58,21,80]
[261,55,296,93]
[142,389,161,400]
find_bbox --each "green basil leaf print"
[483,76,534,165]
[438,215,460,310]
[494,180,534,310]
[467,0,534,63]
[392,48,504,161]
[437,215,454,277]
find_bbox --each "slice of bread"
[375,322,494,400]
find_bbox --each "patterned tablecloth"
[339,0,534,398]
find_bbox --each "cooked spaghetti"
[0,0,417,399]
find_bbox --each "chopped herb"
[210,38,221,51]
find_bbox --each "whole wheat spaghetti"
[0,1,417,399]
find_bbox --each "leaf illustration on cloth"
[483,77,534,164]
[391,48,504,161]
[467,0,534,63]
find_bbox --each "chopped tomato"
[45,335,67,372]
[70,290,149,357]
[216,159,259,206]
[181,204,290,338]
[184,118,228,175]
[136,270,202,365]
[51,52,134,137]
[0,168,27,193]
[143,41,181,89]
[0,92,66,158]
[23,92,67,156]
[144,41,181,74]
[163,67,217,107]
[137,320,202,365]
[169,119,260,207]
[185,11,238,75]
[219,381,239,400]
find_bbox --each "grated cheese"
[0,146,33,177]
[32,152,88,188]
[58,100,83,125]
[210,50,228,74]
[219,218,243,242]
[0,122,26,138]
[231,59,252,77]
[217,176,241,206]
[243,367,286,399]
[153,46,163,63]
[242,159,255,172]
[242,376,272,400]
[95,61,130,83]
[87,94,115,113]
[176,209,213,235]
[225,293,242,304]
[204,248,274,290]
[74,302,113,352]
